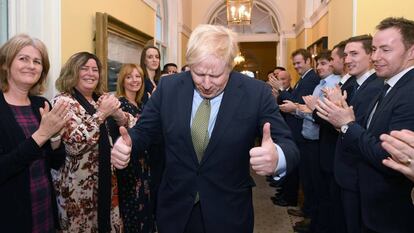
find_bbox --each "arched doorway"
[207,1,283,80]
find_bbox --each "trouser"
[298,139,319,220]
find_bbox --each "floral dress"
[109,97,153,233]
[51,93,135,233]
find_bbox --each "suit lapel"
[351,74,375,104]
[368,69,414,129]
[200,72,244,166]
[177,74,200,166]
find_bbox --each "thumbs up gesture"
[249,122,279,176]
[111,126,132,169]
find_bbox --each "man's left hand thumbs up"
[249,122,279,176]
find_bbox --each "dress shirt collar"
[194,89,223,102]
[356,69,375,87]
[385,65,414,90]
[339,73,351,85]
[323,73,341,84]
[301,68,313,79]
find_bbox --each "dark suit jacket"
[0,92,66,233]
[278,69,320,142]
[312,76,357,173]
[334,74,382,190]
[340,69,414,233]
[277,87,292,120]
[129,71,299,233]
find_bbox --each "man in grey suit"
[111,24,299,233]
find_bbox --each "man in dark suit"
[316,17,414,233]
[298,50,340,233]
[319,35,382,233]
[331,35,383,233]
[267,69,292,105]
[314,40,350,233]
[266,70,294,204]
[111,24,299,233]
[278,49,319,229]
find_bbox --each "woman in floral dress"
[51,52,135,233]
[108,64,153,233]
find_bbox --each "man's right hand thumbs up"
[111,126,132,169]
[120,126,132,146]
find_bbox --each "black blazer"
[279,69,320,142]
[0,92,66,233]
[129,71,299,233]
[312,76,358,173]
[277,87,292,120]
[334,74,382,189]
[340,69,414,233]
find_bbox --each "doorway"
[234,41,277,81]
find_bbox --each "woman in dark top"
[0,34,69,233]
[110,63,153,233]
[140,45,161,102]
[139,46,165,231]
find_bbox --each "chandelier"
[226,0,253,25]
[234,52,245,65]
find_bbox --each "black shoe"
[270,196,280,202]
[274,192,283,198]
[287,208,305,217]
[272,198,296,207]
[293,225,310,233]
[293,218,311,232]
[269,182,280,188]
[266,176,274,182]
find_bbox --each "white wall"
[8,0,61,99]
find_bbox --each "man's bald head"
[277,70,292,89]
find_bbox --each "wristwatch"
[340,121,355,134]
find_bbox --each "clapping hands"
[32,99,71,146]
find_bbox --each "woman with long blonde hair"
[109,63,153,233]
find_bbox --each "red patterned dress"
[51,93,135,233]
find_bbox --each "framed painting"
[95,12,153,92]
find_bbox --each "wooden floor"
[252,172,302,233]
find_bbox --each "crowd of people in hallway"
[265,17,414,233]
[0,16,413,233]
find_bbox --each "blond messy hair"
[186,24,239,70]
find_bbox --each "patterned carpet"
[252,172,301,233]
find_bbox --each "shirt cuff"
[272,144,287,180]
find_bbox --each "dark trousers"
[330,179,347,233]
[184,203,206,233]
[341,189,362,233]
[279,167,299,205]
[362,228,379,233]
[299,139,319,219]
[315,171,346,233]
[148,141,165,223]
